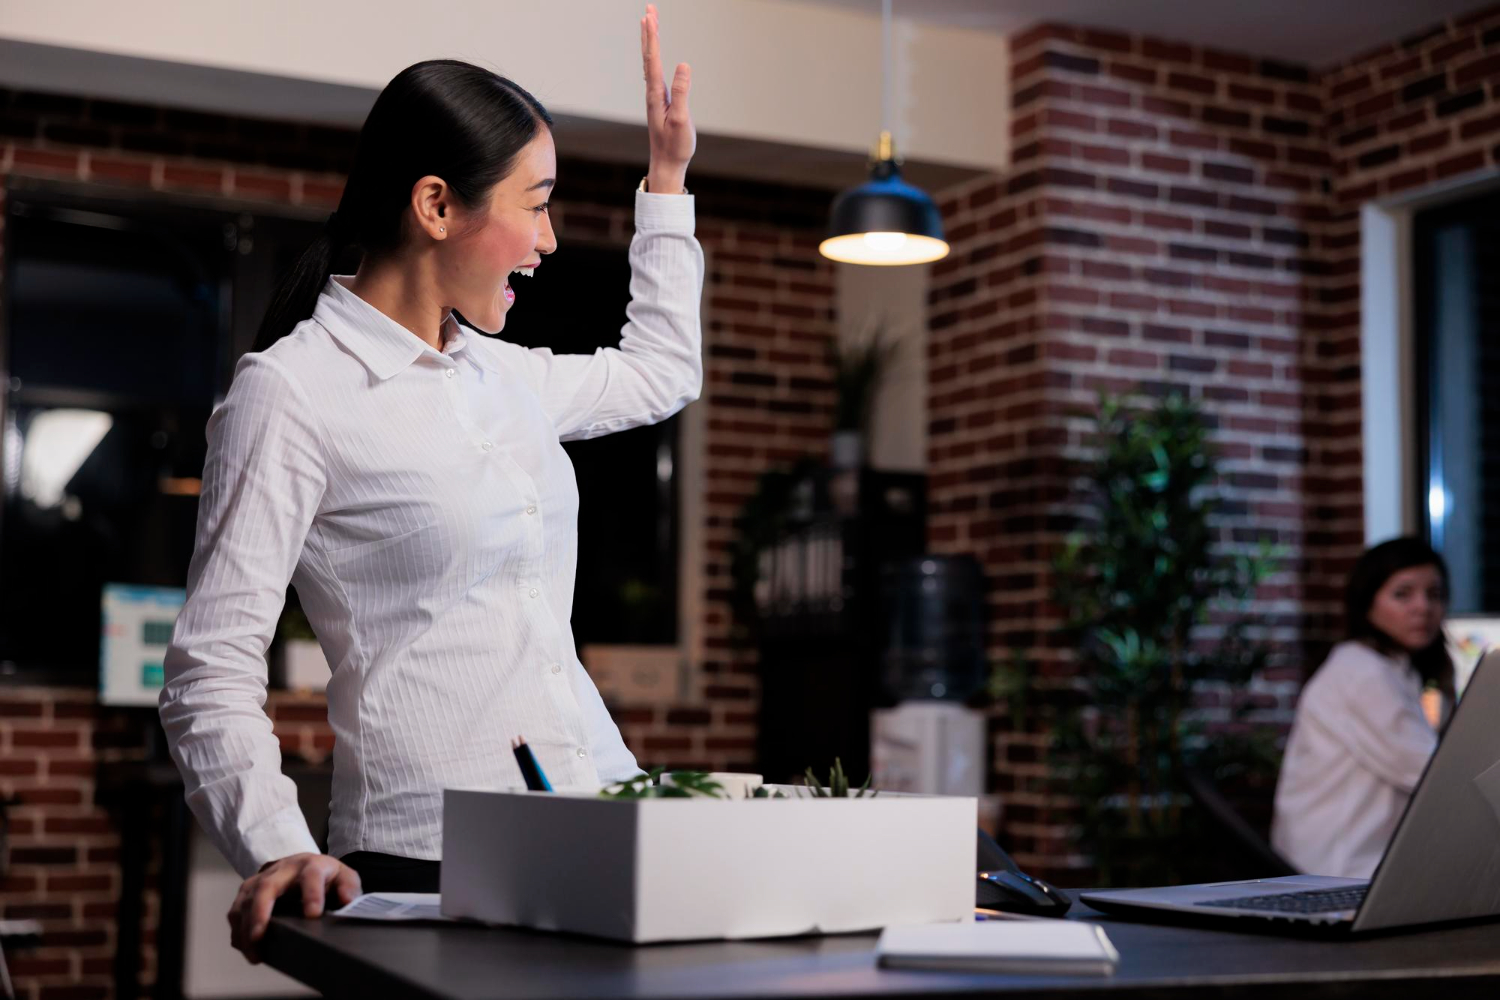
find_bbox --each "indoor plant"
[1047,392,1281,886]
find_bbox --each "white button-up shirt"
[161,191,703,878]
[1271,640,1439,878]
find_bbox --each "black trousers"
[341,851,442,893]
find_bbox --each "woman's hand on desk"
[230,852,361,963]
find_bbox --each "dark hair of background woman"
[1343,535,1455,702]
[253,59,553,353]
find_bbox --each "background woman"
[1271,536,1454,878]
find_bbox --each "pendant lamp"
[819,0,949,266]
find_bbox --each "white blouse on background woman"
[1271,640,1439,878]
[160,190,703,878]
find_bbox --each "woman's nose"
[537,212,557,256]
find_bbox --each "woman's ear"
[410,175,450,240]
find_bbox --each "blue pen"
[511,736,553,791]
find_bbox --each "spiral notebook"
[876,921,1119,976]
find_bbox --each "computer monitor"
[100,583,185,707]
[1445,615,1500,695]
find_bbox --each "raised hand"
[640,4,694,193]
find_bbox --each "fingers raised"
[641,6,664,113]
[669,62,691,118]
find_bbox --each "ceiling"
[789,0,1493,67]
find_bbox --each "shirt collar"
[313,275,498,380]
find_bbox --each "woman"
[1271,536,1454,879]
[159,7,699,962]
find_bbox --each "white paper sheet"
[330,893,453,922]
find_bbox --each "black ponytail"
[253,60,552,353]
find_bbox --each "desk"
[262,896,1500,999]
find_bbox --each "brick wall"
[0,84,836,998]
[0,688,334,999]
[926,6,1500,879]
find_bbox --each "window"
[496,241,680,647]
[0,180,680,683]
[1413,189,1500,612]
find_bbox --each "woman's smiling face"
[440,128,558,334]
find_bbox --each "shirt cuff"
[635,189,695,233]
[239,805,322,878]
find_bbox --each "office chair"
[1182,768,1297,878]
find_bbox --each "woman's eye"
[532,202,550,213]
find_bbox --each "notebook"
[876,921,1119,976]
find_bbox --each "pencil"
[510,736,553,791]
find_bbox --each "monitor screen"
[100,583,185,707]
[1446,615,1500,695]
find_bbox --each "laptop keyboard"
[1197,885,1368,914]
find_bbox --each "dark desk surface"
[263,896,1500,1000]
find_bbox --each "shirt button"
[482,441,493,451]
[525,505,537,515]
[528,588,539,598]
[445,368,456,378]
[550,663,562,675]
[576,748,587,758]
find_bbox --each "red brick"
[1455,52,1500,88]
[89,156,153,184]
[1081,28,1133,53]
[1107,61,1157,85]
[1435,150,1486,179]
[1142,38,1193,64]
[12,147,82,173]
[11,729,81,748]
[1329,73,1372,100]
[162,164,224,191]
[47,873,113,893]
[1141,152,1191,174]
[1141,211,1194,232]
[233,171,293,199]
[1229,82,1275,104]
[1167,72,1217,96]
[1407,128,1451,155]
[301,178,345,206]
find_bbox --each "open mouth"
[504,265,537,305]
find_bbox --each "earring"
[439,227,445,233]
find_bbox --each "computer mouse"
[977,869,1073,917]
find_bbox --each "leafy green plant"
[276,600,317,643]
[598,767,726,799]
[1049,392,1282,886]
[798,758,877,798]
[829,331,899,433]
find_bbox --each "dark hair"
[1343,535,1454,700]
[253,59,552,352]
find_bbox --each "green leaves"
[798,758,877,798]
[598,766,726,799]
[1047,391,1286,885]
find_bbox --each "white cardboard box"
[440,787,976,943]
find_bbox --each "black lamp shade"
[820,160,949,266]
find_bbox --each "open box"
[440,786,976,943]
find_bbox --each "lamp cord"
[881,0,893,142]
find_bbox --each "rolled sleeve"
[159,352,325,877]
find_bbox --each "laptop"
[1081,649,1500,935]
